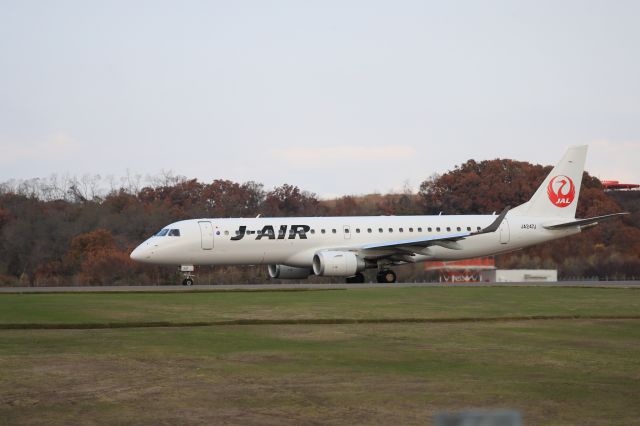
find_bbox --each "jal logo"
[547,175,575,207]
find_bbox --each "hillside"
[1,160,638,285]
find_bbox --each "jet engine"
[312,251,365,277]
[268,264,313,279]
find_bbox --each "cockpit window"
[155,229,169,237]
[168,229,181,237]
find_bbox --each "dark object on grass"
[434,409,522,426]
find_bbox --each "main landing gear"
[376,269,397,284]
[344,270,397,284]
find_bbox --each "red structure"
[601,180,639,191]
[424,258,495,283]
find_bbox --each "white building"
[480,269,557,283]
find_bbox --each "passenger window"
[477,226,482,231]
[344,228,350,233]
[418,227,422,232]
[457,227,461,231]
[332,229,337,234]
[436,227,441,232]
[223,230,228,236]
[467,227,471,231]
[356,228,360,233]
[321,229,326,234]
[367,228,372,233]
[428,227,432,232]
[379,228,383,233]
[409,227,413,232]
[388,228,393,233]
[310,229,315,234]
[399,228,404,233]
[446,227,451,232]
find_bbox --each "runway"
[1,281,639,293]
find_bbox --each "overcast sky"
[1,0,639,197]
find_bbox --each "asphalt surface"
[1,281,639,293]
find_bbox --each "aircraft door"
[198,221,214,250]
[499,218,510,244]
[344,225,351,240]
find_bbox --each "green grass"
[1,287,639,326]
[1,287,639,425]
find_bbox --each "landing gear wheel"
[376,269,396,284]
[180,265,195,286]
[346,272,365,284]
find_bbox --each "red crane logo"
[547,175,575,207]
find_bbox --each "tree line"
[1,158,638,286]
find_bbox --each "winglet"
[473,206,510,235]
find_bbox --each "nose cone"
[130,243,151,263]
[130,247,141,261]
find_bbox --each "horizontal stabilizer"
[543,212,629,230]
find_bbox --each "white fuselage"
[129,146,614,281]
[130,214,579,268]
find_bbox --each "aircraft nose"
[130,246,143,261]
[130,243,151,262]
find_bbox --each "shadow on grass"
[3,314,640,330]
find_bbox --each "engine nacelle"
[268,264,312,279]
[312,251,365,277]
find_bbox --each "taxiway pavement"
[1,281,639,293]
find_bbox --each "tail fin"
[510,145,587,218]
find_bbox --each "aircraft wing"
[359,206,510,254]
[542,212,629,230]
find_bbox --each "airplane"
[130,146,627,285]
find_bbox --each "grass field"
[1,287,639,425]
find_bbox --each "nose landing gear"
[180,265,195,286]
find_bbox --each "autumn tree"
[202,180,265,217]
[262,184,320,217]
[419,159,549,214]
[1,164,638,286]
[418,158,639,279]
[0,194,81,284]
[64,229,140,285]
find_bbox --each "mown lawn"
[0,286,639,325]
[1,287,639,425]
